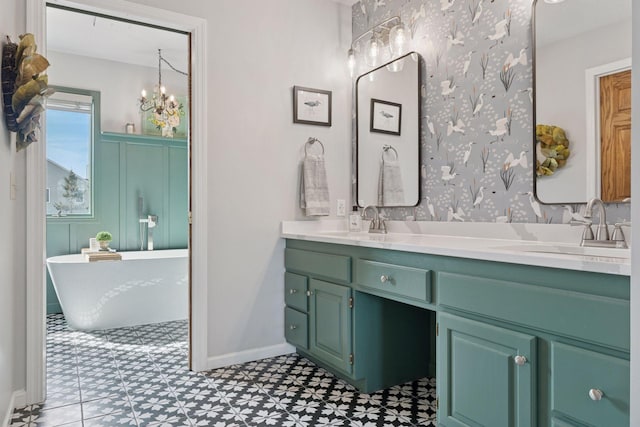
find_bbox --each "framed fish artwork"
[370,98,401,136]
[293,86,331,126]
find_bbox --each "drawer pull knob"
[289,325,297,330]
[289,289,297,294]
[306,290,314,297]
[380,275,390,283]
[514,355,527,366]
[589,389,604,401]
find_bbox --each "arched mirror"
[356,52,422,207]
[533,0,631,204]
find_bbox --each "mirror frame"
[531,0,631,205]
[531,0,556,206]
[355,51,423,208]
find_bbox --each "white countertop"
[281,220,630,276]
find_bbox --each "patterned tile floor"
[10,314,436,426]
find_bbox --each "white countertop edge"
[281,223,630,276]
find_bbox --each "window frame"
[46,87,101,220]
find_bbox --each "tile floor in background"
[10,314,436,426]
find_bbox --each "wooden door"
[309,279,353,374]
[600,70,631,202]
[437,313,536,427]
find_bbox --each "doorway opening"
[41,6,192,421]
[24,0,209,410]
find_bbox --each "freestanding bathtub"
[46,249,188,330]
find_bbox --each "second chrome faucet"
[362,205,387,234]
[572,198,630,248]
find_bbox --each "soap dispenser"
[349,206,362,232]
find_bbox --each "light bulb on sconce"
[365,33,381,67]
[347,48,356,77]
[389,23,407,57]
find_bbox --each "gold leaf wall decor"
[1,33,54,150]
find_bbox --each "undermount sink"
[316,231,406,241]
[498,243,630,260]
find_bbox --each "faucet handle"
[611,222,631,246]
[570,219,594,242]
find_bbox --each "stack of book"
[81,248,122,262]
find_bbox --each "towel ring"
[381,144,398,161]
[305,137,325,156]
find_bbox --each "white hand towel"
[300,154,330,216]
[378,159,405,206]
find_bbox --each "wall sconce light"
[347,16,405,77]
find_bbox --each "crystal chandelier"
[139,49,186,115]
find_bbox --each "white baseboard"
[206,343,295,371]
[2,390,26,427]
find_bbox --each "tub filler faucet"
[139,214,158,250]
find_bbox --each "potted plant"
[95,231,112,251]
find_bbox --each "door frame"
[584,57,631,200]
[25,0,208,404]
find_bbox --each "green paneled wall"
[46,132,188,313]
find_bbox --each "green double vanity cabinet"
[283,237,630,427]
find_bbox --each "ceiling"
[51,0,627,70]
[46,6,188,71]
[536,0,631,46]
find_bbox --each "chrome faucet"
[139,214,158,250]
[572,198,629,248]
[584,197,609,241]
[362,205,387,234]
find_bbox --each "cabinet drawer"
[285,272,308,312]
[284,307,308,349]
[357,260,431,303]
[438,272,629,351]
[285,248,351,283]
[551,342,629,427]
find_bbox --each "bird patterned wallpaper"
[351,0,630,224]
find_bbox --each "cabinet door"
[437,313,536,427]
[551,342,629,427]
[309,279,352,375]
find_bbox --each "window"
[46,90,96,217]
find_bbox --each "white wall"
[3,0,350,409]
[0,1,26,423]
[630,1,639,424]
[536,20,632,203]
[47,51,188,133]
[123,0,352,362]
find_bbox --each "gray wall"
[127,0,354,362]
[352,0,630,224]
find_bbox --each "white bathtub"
[46,249,188,330]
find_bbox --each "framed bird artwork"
[293,86,331,126]
[370,98,401,136]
